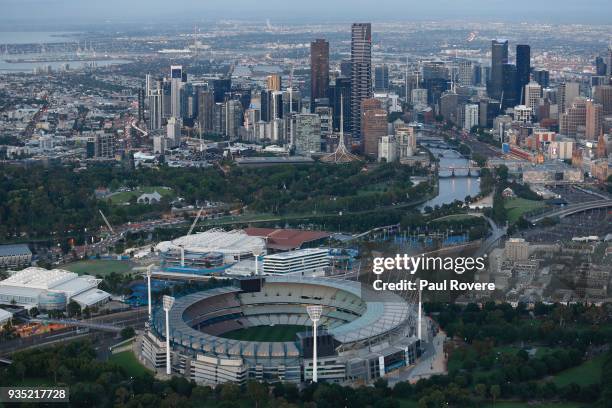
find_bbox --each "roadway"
[470,213,508,257]
[527,199,612,223]
[387,317,447,386]
[0,308,147,356]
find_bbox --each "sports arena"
[140,276,421,385]
[154,229,266,273]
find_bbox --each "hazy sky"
[2,0,612,25]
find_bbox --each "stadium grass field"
[221,325,308,342]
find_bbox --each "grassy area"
[222,325,307,342]
[398,399,420,408]
[504,197,546,224]
[62,259,134,277]
[106,186,174,205]
[481,402,584,408]
[108,351,151,377]
[552,354,606,387]
[356,181,391,196]
[430,214,481,223]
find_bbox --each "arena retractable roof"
[155,229,266,257]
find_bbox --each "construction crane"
[99,210,115,234]
[187,207,205,235]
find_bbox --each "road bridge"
[527,200,612,223]
[30,318,122,333]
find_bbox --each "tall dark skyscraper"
[489,39,509,101]
[310,39,330,112]
[212,78,232,103]
[533,69,550,88]
[374,64,389,91]
[350,23,372,140]
[340,60,352,77]
[595,56,607,76]
[502,63,518,109]
[198,89,214,133]
[329,77,351,132]
[516,44,531,104]
[260,90,272,122]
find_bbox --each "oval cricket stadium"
[139,275,421,385]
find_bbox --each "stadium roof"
[1,268,78,290]
[71,288,112,307]
[156,276,412,359]
[156,229,266,255]
[244,228,330,251]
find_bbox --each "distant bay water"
[0,31,77,45]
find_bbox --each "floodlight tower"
[179,244,185,267]
[146,264,154,321]
[253,247,263,275]
[162,295,175,376]
[306,305,323,382]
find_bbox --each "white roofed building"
[0,267,111,310]
[156,229,266,265]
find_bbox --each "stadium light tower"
[306,305,323,382]
[162,295,175,376]
[146,264,154,321]
[253,247,263,276]
[179,244,185,267]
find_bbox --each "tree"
[246,380,268,408]
[475,383,487,400]
[492,193,507,225]
[490,385,501,406]
[14,362,26,382]
[67,300,82,317]
[472,153,487,168]
[120,326,135,340]
[29,307,39,318]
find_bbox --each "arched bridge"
[438,166,481,178]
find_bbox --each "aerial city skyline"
[0,8,611,407]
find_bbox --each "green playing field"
[221,325,308,342]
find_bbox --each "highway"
[527,199,612,223]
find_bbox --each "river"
[420,146,481,210]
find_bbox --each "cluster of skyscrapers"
[142,25,611,177]
[144,23,399,158]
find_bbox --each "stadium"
[154,229,266,273]
[140,275,421,385]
